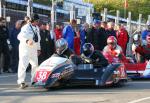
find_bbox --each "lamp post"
[3,4,5,18]
[0,0,2,17]
[51,0,56,43]
[138,14,142,32]
[115,10,120,26]
[0,0,5,18]
[102,8,107,22]
[124,0,128,18]
[148,15,150,24]
[27,0,33,18]
[70,3,75,22]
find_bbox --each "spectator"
[39,22,55,64]
[79,23,89,53]
[24,16,30,24]
[62,19,77,50]
[106,22,116,37]
[99,21,108,51]
[116,24,129,55]
[141,22,150,45]
[101,21,107,30]
[46,23,55,56]
[9,20,22,73]
[86,19,100,50]
[0,17,11,73]
[132,34,142,62]
[38,22,47,64]
[54,24,62,40]
[74,31,81,55]
[87,19,107,51]
[17,14,41,89]
[135,33,150,62]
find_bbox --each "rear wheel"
[113,80,127,87]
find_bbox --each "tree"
[84,0,150,21]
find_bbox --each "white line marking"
[128,97,150,103]
[0,90,149,94]
[0,74,17,78]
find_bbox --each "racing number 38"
[36,71,50,82]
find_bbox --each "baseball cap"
[31,14,39,21]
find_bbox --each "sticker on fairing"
[35,71,51,82]
[51,73,60,78]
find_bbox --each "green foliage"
[85,0,150,21]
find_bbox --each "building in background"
[2,0,93,28]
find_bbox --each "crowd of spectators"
[0,14,150,75]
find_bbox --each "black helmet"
[82,43,94,57]
[56,38,68,55]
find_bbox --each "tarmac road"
[0,73,150,103]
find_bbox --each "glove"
[111,50,121,57]
[83,58,93,64]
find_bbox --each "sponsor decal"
[118,65,126,78]
[60,67,74,78]
[51,73,60,78]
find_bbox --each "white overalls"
[17,23,41,84]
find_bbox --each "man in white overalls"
[17,14,41,89]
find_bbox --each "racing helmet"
[55,38,68,55]
[107,36,117,49]
[82,43,94,57]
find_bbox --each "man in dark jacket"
[86,20,101,50]
[98,27,108,51]
[9,20,22,73]
[39,23,55,64]
[80,23,89,53]
[0,17,10,73]
[86,20,108,51]
[106,22,116,37]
